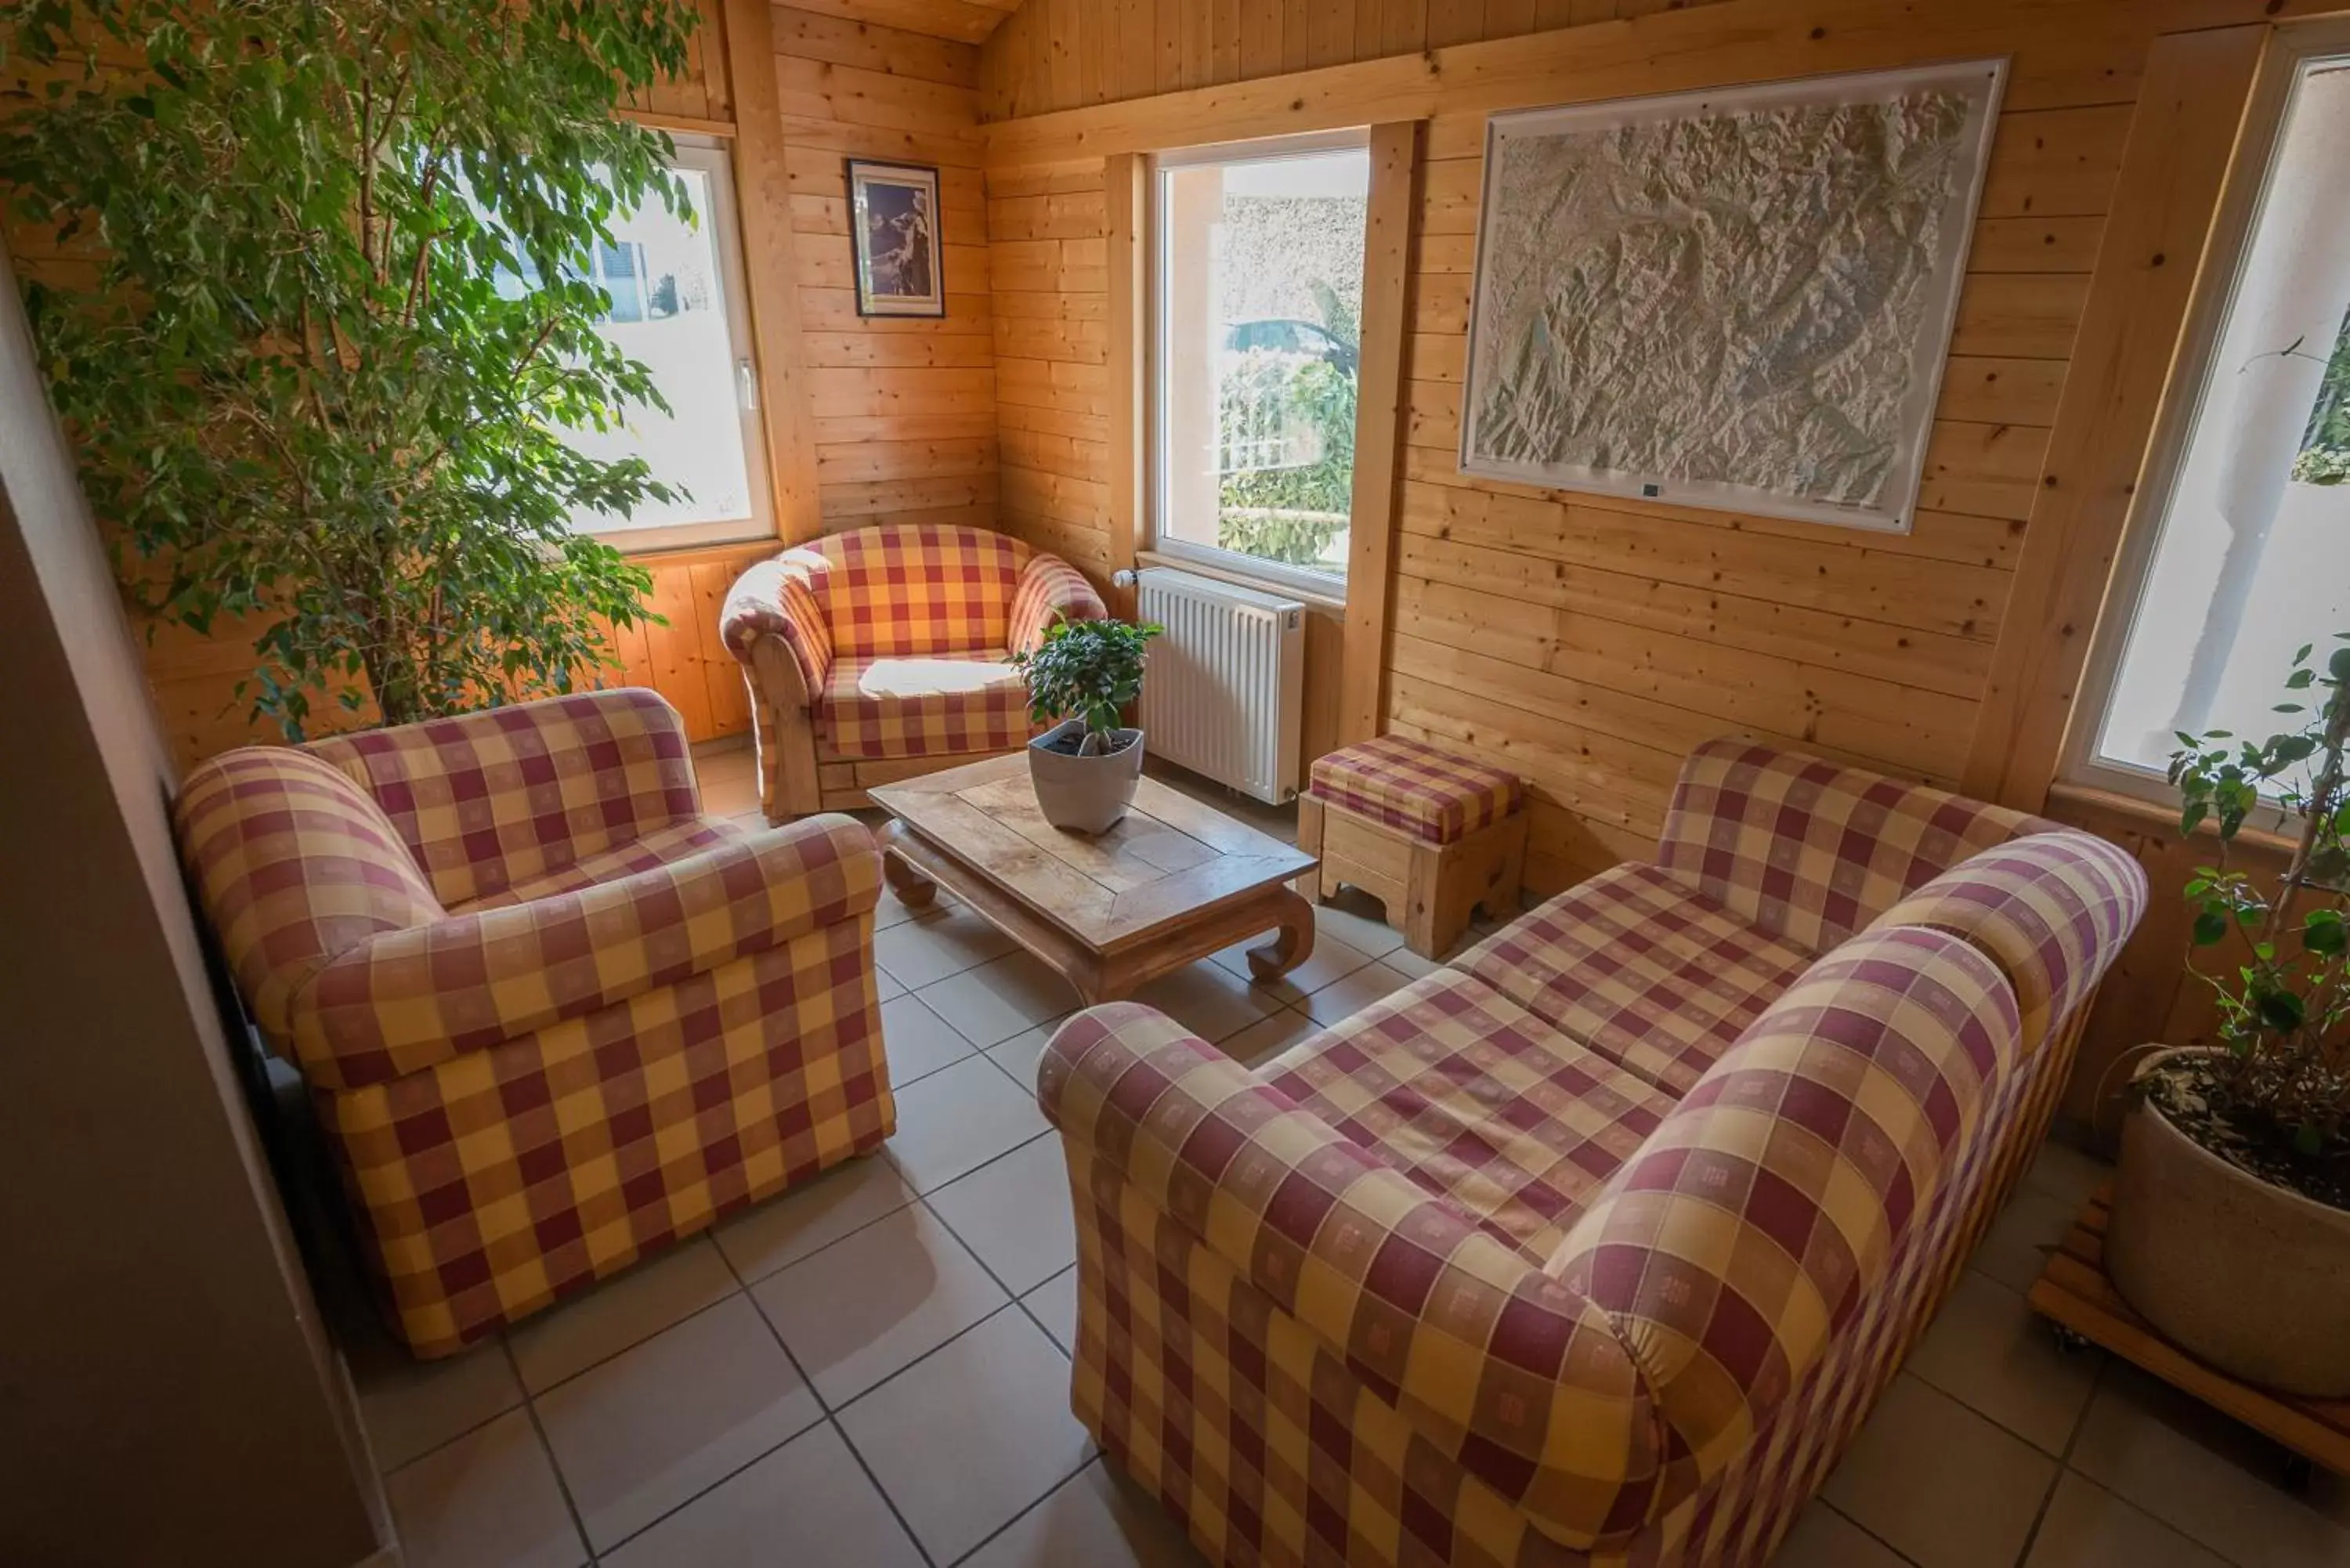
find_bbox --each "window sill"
[2045,779,2302,857]
[610,531,781,566]
[1136,549,1345,615]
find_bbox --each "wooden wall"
[981,0,1736,120]
[990,159,1112,576]
[971,0,2350,1120]
[776,6,1002,536]
[981,1,2131,887]
[2046,787,2298,1138]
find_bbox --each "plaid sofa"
[1036,739,2146,1566]
[720,522,1104,820]
[175,688,891,1357]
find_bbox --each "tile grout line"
[502,1336,604,1568]
[785,1192,1093,1562]
[908,1188,1081,1359]
[721,1242,942,1568]
[514,1264,744,1403]
[727,1124,1058,1299]
[942,1454,1110,1568]
[420,1180,1047,1564]
[588,1237,943,1568]
[370,1370,530,1479]
[1820,1501,1925,1568]
[2008,1346,2115,1568]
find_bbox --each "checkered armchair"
[720,522,1106,821]
[1036,740,2147,1567]
[175,689,894,1357]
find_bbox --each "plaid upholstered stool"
[1298,734,1527,959]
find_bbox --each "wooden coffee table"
[869,753,1318,1007]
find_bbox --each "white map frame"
[1458,61,2007,534]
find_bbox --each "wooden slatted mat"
[2029,1185,2350,1478]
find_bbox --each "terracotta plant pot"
[1028,719,1144,834]
[2106,1048,2350,1397]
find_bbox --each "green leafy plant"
[0,0,702,738]
[2160,634,2350,1205]
[1217,346,1354,571]
[2292,306,2350,486]
[1010,616,1161,756]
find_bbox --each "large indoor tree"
[0,0,703,735]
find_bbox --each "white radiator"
[1136,567,1306,805]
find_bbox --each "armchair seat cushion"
[1459,861,1818,1097]
[815,649,1031,761]
[1260,967,1676,1261]
[452,818,749,913]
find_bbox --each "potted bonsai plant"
[1012,616,1161,834]
[2105,634,2350,1396]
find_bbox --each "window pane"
[564,161,762,538]
[1158,143,1369,582]
[2092,57,2350,784]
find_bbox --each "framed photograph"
[846,159,945,319]
[1459,61,2005,533]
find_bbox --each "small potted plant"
[2104,634,2350,1396]
[1011,616,1162,834]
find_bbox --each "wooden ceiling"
[780,0,1024,45]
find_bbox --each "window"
[1153,132,1370,592]
[2076,45,2350,800]
[561,140,771,551]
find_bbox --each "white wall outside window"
[2073,44,2350,806]
[562,139,773,552]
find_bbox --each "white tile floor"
[349,745,2350,1568]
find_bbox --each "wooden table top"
[870,753,1316,955]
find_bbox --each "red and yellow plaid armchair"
[1036,740,2147,1567]
[175,688,893,1357]
[719,521,1105,821]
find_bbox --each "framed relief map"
[1459,62,2005,533]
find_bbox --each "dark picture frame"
[845,159,946,319]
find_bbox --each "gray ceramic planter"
[1028,719,1144,834]
[2106,1049,2350,1396]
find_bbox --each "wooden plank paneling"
[978,0,1737,118]
[138,541,779,765]
[969,0,2330,1136]
[988,155,1111,568]
[730,0,825,544]
[784,0,1018,47]
[773,4,1002,539]
[1339,121,1422,747]
[974,0,2266,933]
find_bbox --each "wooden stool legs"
[1297,796,1528,959]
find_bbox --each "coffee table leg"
[873,821,938,911]
[1246,889,1316,984]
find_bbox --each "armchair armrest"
[1547,927,2026,1516]
[1006,551,1108,656]
[291,813,881,1090]
[175,746,447,1074]
[1039,1003,1665,1550]
[721,553,833,699]
[305,688,701,909]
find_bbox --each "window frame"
[577,135,777,556]
[2063,20,2350,808]
[1147,127,1371,601]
